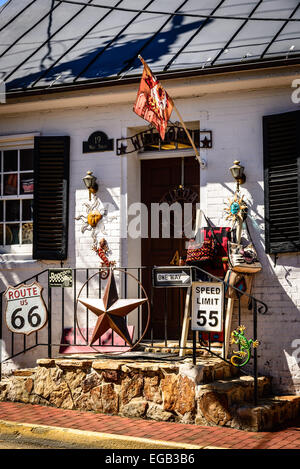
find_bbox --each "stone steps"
[140,341,223,356]
[0,357,298,432]
[198,375,272,406]
[230,395,300,431]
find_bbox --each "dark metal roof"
[1,0,300,94]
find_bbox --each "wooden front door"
[141,156,200,339]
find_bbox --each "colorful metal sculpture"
[75,196,106,233]
[75,195,116,278]
[224,192,248,224]
[92,237,116,279]
[87,210,103,228]
[230,325,259,367]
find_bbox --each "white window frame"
[0,133,39,255]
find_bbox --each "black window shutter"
[263,110,300,254]
[33,136,70,260]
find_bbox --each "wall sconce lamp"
[83,170,98,200]
[230,160,246,190]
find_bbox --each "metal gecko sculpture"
[92,235,116,279]
[230,325,259,367]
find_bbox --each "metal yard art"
[76,268,150,353]
[75,196,107,233]
[92,237,116,280]
[224,192,248,225]
[230,325,259,367]
[75,190,116,279]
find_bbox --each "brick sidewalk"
[0,401,299,449]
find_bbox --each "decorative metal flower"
[224,192,248,224]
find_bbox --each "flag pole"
[172,102,202,166]
[137,55,205,167]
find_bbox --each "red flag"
[133,57,173,140]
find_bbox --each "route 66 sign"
[4,282,48,335]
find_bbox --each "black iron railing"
[0,266,267,404]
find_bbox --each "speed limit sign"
[4,282,48,335]
[191,282,224,332]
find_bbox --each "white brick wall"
[0,80,299,394]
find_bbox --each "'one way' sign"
[152,267,192,288]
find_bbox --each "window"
[0,147,34,251]
[0,134,70,260]
[263,110,300,254]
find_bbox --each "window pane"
[22,223,33,244]
[22,199,33,221]
[4,173,18,195]
[20,173,34,194]
[0,225,3,245]
[20,149,34,171]
[6,224,19,245]
[0,201,3,222]
[6,200,20,221]
[3,150,18,172]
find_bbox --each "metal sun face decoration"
[75,194,117,279]
[76,268,150,354]
[75,196,107,234]
[224,192,248,224]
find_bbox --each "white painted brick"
[0,83,299,394]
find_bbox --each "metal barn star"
[78,270,147,346]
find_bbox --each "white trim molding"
[0,133,40,149]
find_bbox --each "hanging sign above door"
[116,125,212,155]
[4,282,48,335]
